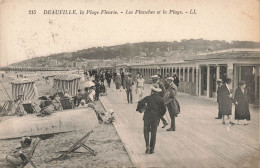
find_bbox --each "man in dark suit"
[218,78,235,125]
[123,73,134,103]
[215,79,223,119]
[151,75,168,128]
[136,85,166,154]
[173,73,179,88]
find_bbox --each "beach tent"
[11,78,39,100]
[53,74,81,96]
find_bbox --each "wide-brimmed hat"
[166,77,174,81]
[239,80,246,86]
[150,85,162,92]
[216,79,223,83]
[150,75,159,79]
[225,78,232,83]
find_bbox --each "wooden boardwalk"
[100,84,260,168]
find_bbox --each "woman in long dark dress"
[234,81,250,125]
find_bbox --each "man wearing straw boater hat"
[150,75,169,128]
[136,84,166,154]
[164,76,179,131]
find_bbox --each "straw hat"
[150,75,159,79]
[216,79,223,83]
[166,77,174,81]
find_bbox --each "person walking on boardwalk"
[164,77,179,131]
[123,73,134,103]
[136,74,145,101]
[215,79,223,119]
[151,75,168,128]
[173,73,180,88]
[218,78,235,125]
[115,73,122,90]
[121,72,125,88]
[105,71,112,88]
[136,85,166,154]
[234,81,250,125]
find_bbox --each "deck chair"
[60,98,74,110]
[18,137,41,168]
[53,130,96,160]
[23,103,37,114]
[0,100,14,116]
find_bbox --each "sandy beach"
[0,71,133,167]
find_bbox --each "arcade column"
[207,65,210,98]
[196,66,201,96]
[227,63,234,89]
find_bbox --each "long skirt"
[235,104,250,120]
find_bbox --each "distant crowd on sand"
[0,69,114,118]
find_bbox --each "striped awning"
[53,74,81,96]
[11,79,38,100]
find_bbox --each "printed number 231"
[28,10,36,14]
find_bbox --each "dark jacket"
[218,84,233,115]
[124,76,134,90]
[164,82,180,116]
[173,77,179,87]
[217,86,221,103]
[234,87,250,120]
[136,93,166,121]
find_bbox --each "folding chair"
[18,137,41,168]
[0,101,14,119]
[60,98,74,110]
[53,130,96,160]
[23,103,37,114]
[1,100,14,115]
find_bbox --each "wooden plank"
[100,84,260,168]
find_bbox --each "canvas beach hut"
[53,74,81,96]
[11,78,38,101]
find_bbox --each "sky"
[0,0,259,66]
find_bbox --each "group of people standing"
[215,78,251,125]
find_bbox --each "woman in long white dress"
[136,74,145,101]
